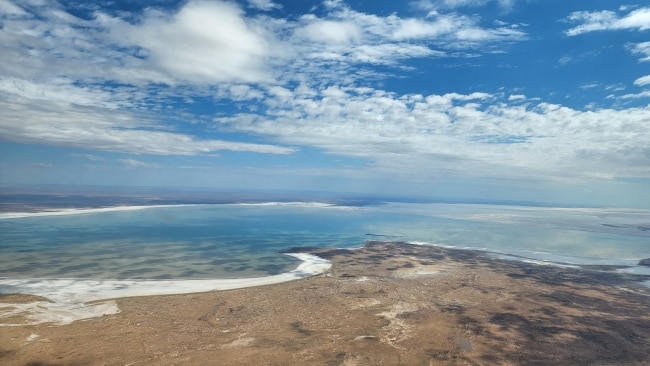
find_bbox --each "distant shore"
[0,204,196,219]
[0,201,355,220]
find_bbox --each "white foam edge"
[408,241,643,270]
[409,241,577,268]
[0,253,330,326]
[0,202,360,220]
[407,241,459,249]
[0,204,200,219]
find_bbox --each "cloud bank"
[216,88,650,181]
[0,0,649,198]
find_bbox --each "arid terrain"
[2,241,649,366]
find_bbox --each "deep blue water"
[1,203,648,279]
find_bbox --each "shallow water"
[1,203,649,280]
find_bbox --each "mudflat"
[2,241,649,366]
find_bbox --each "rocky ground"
[2,241,649,366]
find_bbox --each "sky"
[0,0,649,207]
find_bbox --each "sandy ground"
[1,241,649,366]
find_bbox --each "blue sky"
[0,0,649,207]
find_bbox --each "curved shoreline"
[0,253,331,326]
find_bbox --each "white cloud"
[0,0,529,168]
[0,2,106,82]
[352,43,443,64]
[215,87,650,181]
[103,1,272,84]
[389,14,525,43]
[580,82,599,90]
[9,4,263,90]
[410,0,514,11]
[456,26,523,41]
[71,153,102,161]
[0,0,527,92]
[0,93,295,156]
[566,7,650,36]
[226,85,265,101]
[119,158,158,168]
[605,83,626,91]
[616,7,650,30]
[0,0,26,15]
[0,78,123,109]
[565,11,618,36]
[628,41,650,62]
[508,94,526,101]
[497,0,515,10]
[301,19,362,44]
[248,0,282,11]
[392,17,458,39]
[287,3,525,76]
[619,90,650,99]
[634,75,650,86]
[389,14,524,42]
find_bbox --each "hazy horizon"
[1,183,641,210]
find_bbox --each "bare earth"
[2,241,649,366]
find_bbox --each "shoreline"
[0,253,331,326]
[2,241,649,365]
[2,234,650,327]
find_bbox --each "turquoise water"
[1,203,649,280]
